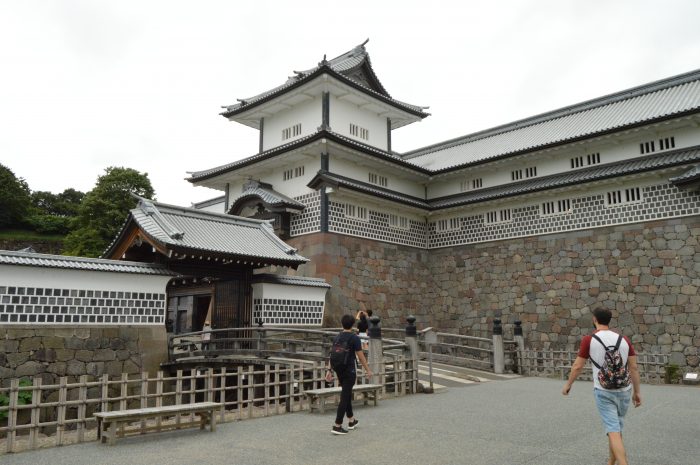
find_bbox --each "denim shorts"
[594,388,631,434]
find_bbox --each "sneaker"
[348,419,359,430]
[331,425,348,435]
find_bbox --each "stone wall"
[0,326,168,386]
[288,216,700,368]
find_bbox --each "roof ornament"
[318,54,328,67]
[136,197,185,241]
[237,98,247,105]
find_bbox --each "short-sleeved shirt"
[578,329,636,392]
[334,331,362,373]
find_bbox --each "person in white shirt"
[562,308,641,465]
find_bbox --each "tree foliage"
[63,167,155,257]
[29,188,85,234]
[0,164,32,229]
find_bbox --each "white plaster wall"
[196,201,226,213]
[330,95,388,151]
[262,98,321,151]
[252,282,328,302]
[426,122,700,200]
[0,265,171,292]
[330,156,424,198]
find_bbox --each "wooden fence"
[519,349,670,383]
[0,356,417,454]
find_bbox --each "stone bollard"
[368,316,383,386]
[513,320,525,375]
[405,315,419,393]
[492,318,505,375]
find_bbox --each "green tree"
[29,188,85,234]
[63,167,155,257]
[0,164,32,229]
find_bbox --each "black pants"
[335,369,356,425]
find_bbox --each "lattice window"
[435,218,460,232]
[541,199,572,216]
[350,123,369,140]
[659,136,675,151]
[607,187,642,206]
[640,139,656,154]
[525,166,537,178]
[485,209,512,224]
[345,204,368,221]
[369,172,388,187]
[283,165,305,181]
[472,178,483,189]
[282,123,302,140]
[389,214,409,230]
[511,169,523,181]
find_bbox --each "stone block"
[0,339,19,353]
[64,337,85,350]
[84,337,101,350]
[105,361,124,377]
[75,350,94,362]
[35,348,57,363]
[6,352,30,367]
[15,361,44,378]
[42,336,65,350]
[92,349,117,362]
[19,337,42,352]
[46,362,67,375]
[66,360,86,376]
[86,362,105,377]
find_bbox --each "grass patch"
[0,229,65,242]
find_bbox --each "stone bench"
[94,401,220,445]
[304,384,382,414]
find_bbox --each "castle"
[187,42,700,367]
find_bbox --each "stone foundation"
[287,216,700,368]
[0,326,168,386]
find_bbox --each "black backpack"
[329,333,352,371]
[589,334,630,389]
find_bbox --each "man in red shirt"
[562,308,642,465]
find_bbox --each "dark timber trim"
[320,187,329,232]
[321,92,330,130]
[387,118,392,152]
[259,118,264,153]
[224,183,230,212]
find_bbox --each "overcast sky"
[2,1,700,207]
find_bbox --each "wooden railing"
[519,349,670,383]
[0,354,417,454]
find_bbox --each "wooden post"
[175,370,183,428]
[247,365,254,419]
[264,365,270,417]
[56,376,67,446]
[29,377,41,450]
[236,366,243,419]
[156,371,163,432]
[77,375,87,442]
[119,373,128,438]
[7,378,19,453]
[140,372,148,433]
[100,374,109,414]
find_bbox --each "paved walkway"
[3,377,698,465]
